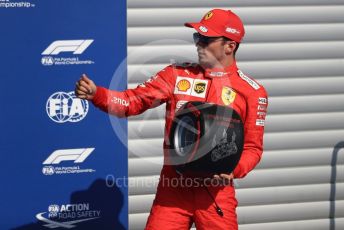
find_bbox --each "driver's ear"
[225,41,236,55]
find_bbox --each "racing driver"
[75,9,268,230]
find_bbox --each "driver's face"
[194,33,227,69]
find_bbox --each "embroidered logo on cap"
[204,11,213,20]
[226,27,241,35]
[199,26,208,33]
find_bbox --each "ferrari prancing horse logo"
[221,87,236,105]
[204,11,213,20]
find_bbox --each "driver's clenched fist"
[75,74,97,100]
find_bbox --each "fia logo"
[46,91,89,123]
[41,56,54,66]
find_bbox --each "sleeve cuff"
[92,86,108,107]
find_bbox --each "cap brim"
[184,22,221,37]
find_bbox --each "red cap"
[185,9,245,43]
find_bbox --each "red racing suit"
[92,61,268,230]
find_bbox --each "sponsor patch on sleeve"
[138,74,159,88]
[256,100,267,126]
[257,105,267,112]
[258,97,267,105]
[237,70,260,90]
[111,96,129,107]
[256,119,265,126]
[257,111,266,118]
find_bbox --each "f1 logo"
[42,40,94,55]
[43,148,95,165]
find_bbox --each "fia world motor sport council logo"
[36,203,100,229]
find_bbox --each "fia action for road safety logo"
[221,87,236,105]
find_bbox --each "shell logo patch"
[193,82,206,94]
[204,11,213,20]
[221,87,236,105]
[176,79,191,92]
